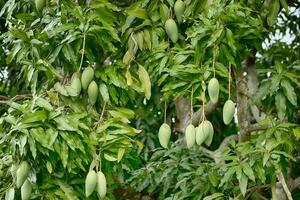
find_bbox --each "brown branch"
[278,171,293,200]
[174,97,217,133]
[246,124,270,133]
[0,94,32,102]
[289,176,300,191]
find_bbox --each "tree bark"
[235,64,250,142]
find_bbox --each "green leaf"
[36,97,53,111]
[203,193,224,200]
[267,0,280,26]
[21,110,48,124]
[10,29,28,41]
[238,173,248,196]
[104,153,118,162]
[53,116,77,131]
[117,148,125,162]
[242,163,255,182]
[275,92,286,120]
[225,28,236,53]
[126,7,148,19]
[138,65,151,100]
[207,28,223,47]
[279,0,288,13]
[99,83,110,102]
[281,79,297,106]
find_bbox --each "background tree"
[0,0,299,200]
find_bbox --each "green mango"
[81,67,94,90]
[208,78,219,103]
[204,120,214,146]
[96,171,107,198]
[223,99,235,125]
[165,19,178,43]
[185,124,195,148]
[174,0,185,23]
[158,123,171,148]
[21,180,32,200]
[88,81,98,105]
[196,121,210,146]
[85,170,97,197]
[16,161,30,188]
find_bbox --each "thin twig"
[228,63,231,100]
[190,86,194,124]
[79,32,86,71]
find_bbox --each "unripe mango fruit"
[174,0,185,23]
[204,120,214,146]
[88,81,98,105]
[16,161,30,188]
[196,121,210,146]
[158,123,171,148]
[81,67,94,90]
[35,0,46,12]
[165,19,178,43]
[85,170,97,197]
[21,179,32,200]
[223,99,235,125]
[208,78,219,103]
[96,171,107,198]
[185,124,195,148]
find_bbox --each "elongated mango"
[204,120,214,146]
[185,124,195,148]
[208,78,219,103]
[96,171,107,198]
[85,170,97,197]
[16,161,30,188]
[88,81,98,105]
[81,67,94,90]
[21,179,32,200]
[158,123,171,148]
[174,0,185,23]
[223,99,235,125]
[196,121,210,146]
[165,19,178,43]
[35,0,46,12]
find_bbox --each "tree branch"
[174,97,217,133]
[246,123,270,133]
[289,176,300,191]
[278,171,293,200]
[0,94,32,102]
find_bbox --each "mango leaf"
[242,162,255,182]
[104,153,118,162]
[117,148,125,162]
[138,64,151,100]
[279,0,288,13]
[281,79,297,106]
[126,7,148,19]
[238,173,248,197]
[275,92,286,120]
[267,0,280,26]
[99,83,110,102]
[21,110,48,124]
[36,97,53,111]
[203,193,224,200]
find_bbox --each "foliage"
[0,0,299,199]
